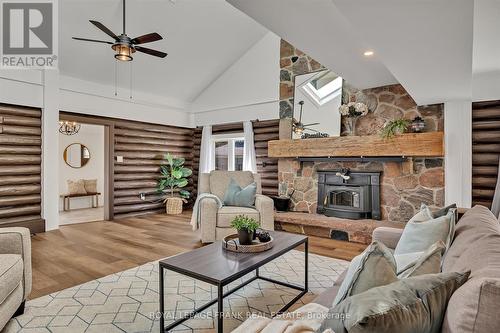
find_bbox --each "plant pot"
[165,197,183,215]
[237,229,254,245]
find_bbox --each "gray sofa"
[198,171,274,243]
[0,227,32,330]
[314,205,500,333]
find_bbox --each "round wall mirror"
[63,143,90,168]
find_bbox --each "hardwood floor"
[30,211,366,299]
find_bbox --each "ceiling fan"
[293,100,320,135]
[72,0,167,61]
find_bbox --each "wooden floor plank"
[30,211,365,299]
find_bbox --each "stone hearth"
[275,212,404,245]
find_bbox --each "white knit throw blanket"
[190,193,223,231]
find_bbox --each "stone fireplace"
[278,39,445,224]
[317,169,381,220]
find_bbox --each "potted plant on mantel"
[158,153,192,215]
[230,215,260,245]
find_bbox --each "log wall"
[472,101,500,208]
[0,104,44,233]
[192,119,279,197]
[113,119,194,219]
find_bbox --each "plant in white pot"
[158,153,192,214]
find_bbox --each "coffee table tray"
[223,234,274,253]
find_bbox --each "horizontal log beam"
[0,105,41,118]
[472,131,500,142]
[0,165,40,175]
[0,134,41,146]
[115,128,193,141]
[0,114,41,127]
[114,180,158,189]
[472,177,497,188]
[472,166,498,176]
[114,173,159,181]
[0,184,41,196]
[268,132,444,158]
[0,125,41,136]
[113,202,163,214]
[0,175,41,186]
[472,154,499,165]
[0,194,41,206]
[472,108,500,119]
[0,204,40,218]
[0,154,41,165]
[0,145,41,155]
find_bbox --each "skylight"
[300,71,343,107]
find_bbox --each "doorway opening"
[58,120,110,225]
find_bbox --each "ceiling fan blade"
[131,32,163,45]
[135,46,167,58]
[89,20,118,40]
[303,123,320,127]
[72,37,114,44]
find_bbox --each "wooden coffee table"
[158,231,308,333]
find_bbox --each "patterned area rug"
[3,250,349,333]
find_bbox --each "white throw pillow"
[394,204,456,256]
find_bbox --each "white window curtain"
[199,125,214,178]
[242,121,257,173]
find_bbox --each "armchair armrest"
[0,227,32,300]
[372,227,404,250]
[255,194,275,231]
[199,198,219,243]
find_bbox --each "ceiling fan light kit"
[72,0,167,62]
[113,43,134,61]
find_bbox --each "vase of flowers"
[339,102,369,136]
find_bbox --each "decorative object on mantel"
[338,102,369,136]
[59,121,81,135]
[301,132,329,139]
[410,116,426,133]
[229,215,261,245]
[380,119,411,139]
[158,153,192,214]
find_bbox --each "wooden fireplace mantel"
[268,132,444,158]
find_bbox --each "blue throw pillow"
[223,178,257,207]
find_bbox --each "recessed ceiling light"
[364,50,374,57]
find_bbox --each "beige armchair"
[0,227,32,330]
[199,171,274,243]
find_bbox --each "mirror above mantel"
[292,69,343,139]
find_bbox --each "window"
[212,134,245,171]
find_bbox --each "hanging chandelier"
[59,121,81,135]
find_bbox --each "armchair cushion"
[223,178,256,207]
[217,206,260,228]
[0,254,23,304]
[209,171,255,200]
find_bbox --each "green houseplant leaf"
[157,153,193,199]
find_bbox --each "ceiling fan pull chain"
[129,61,133,99]
[114,59,118,96]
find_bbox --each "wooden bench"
[61,192,101,211]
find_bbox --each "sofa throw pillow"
[396,240,446,278]
[334,240,446,306]
[394,205,456,255]
[333,242,398,306]
[67,179,87,195]
[223,178,257,207]
[321,271,470,333]
[83,179,97,193]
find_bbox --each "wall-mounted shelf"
[268,132,444,158]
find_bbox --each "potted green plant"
[380,119,411,139]
[157,153,192,215]
[230,215,260,245]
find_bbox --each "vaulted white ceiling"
[59,0,267,104]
